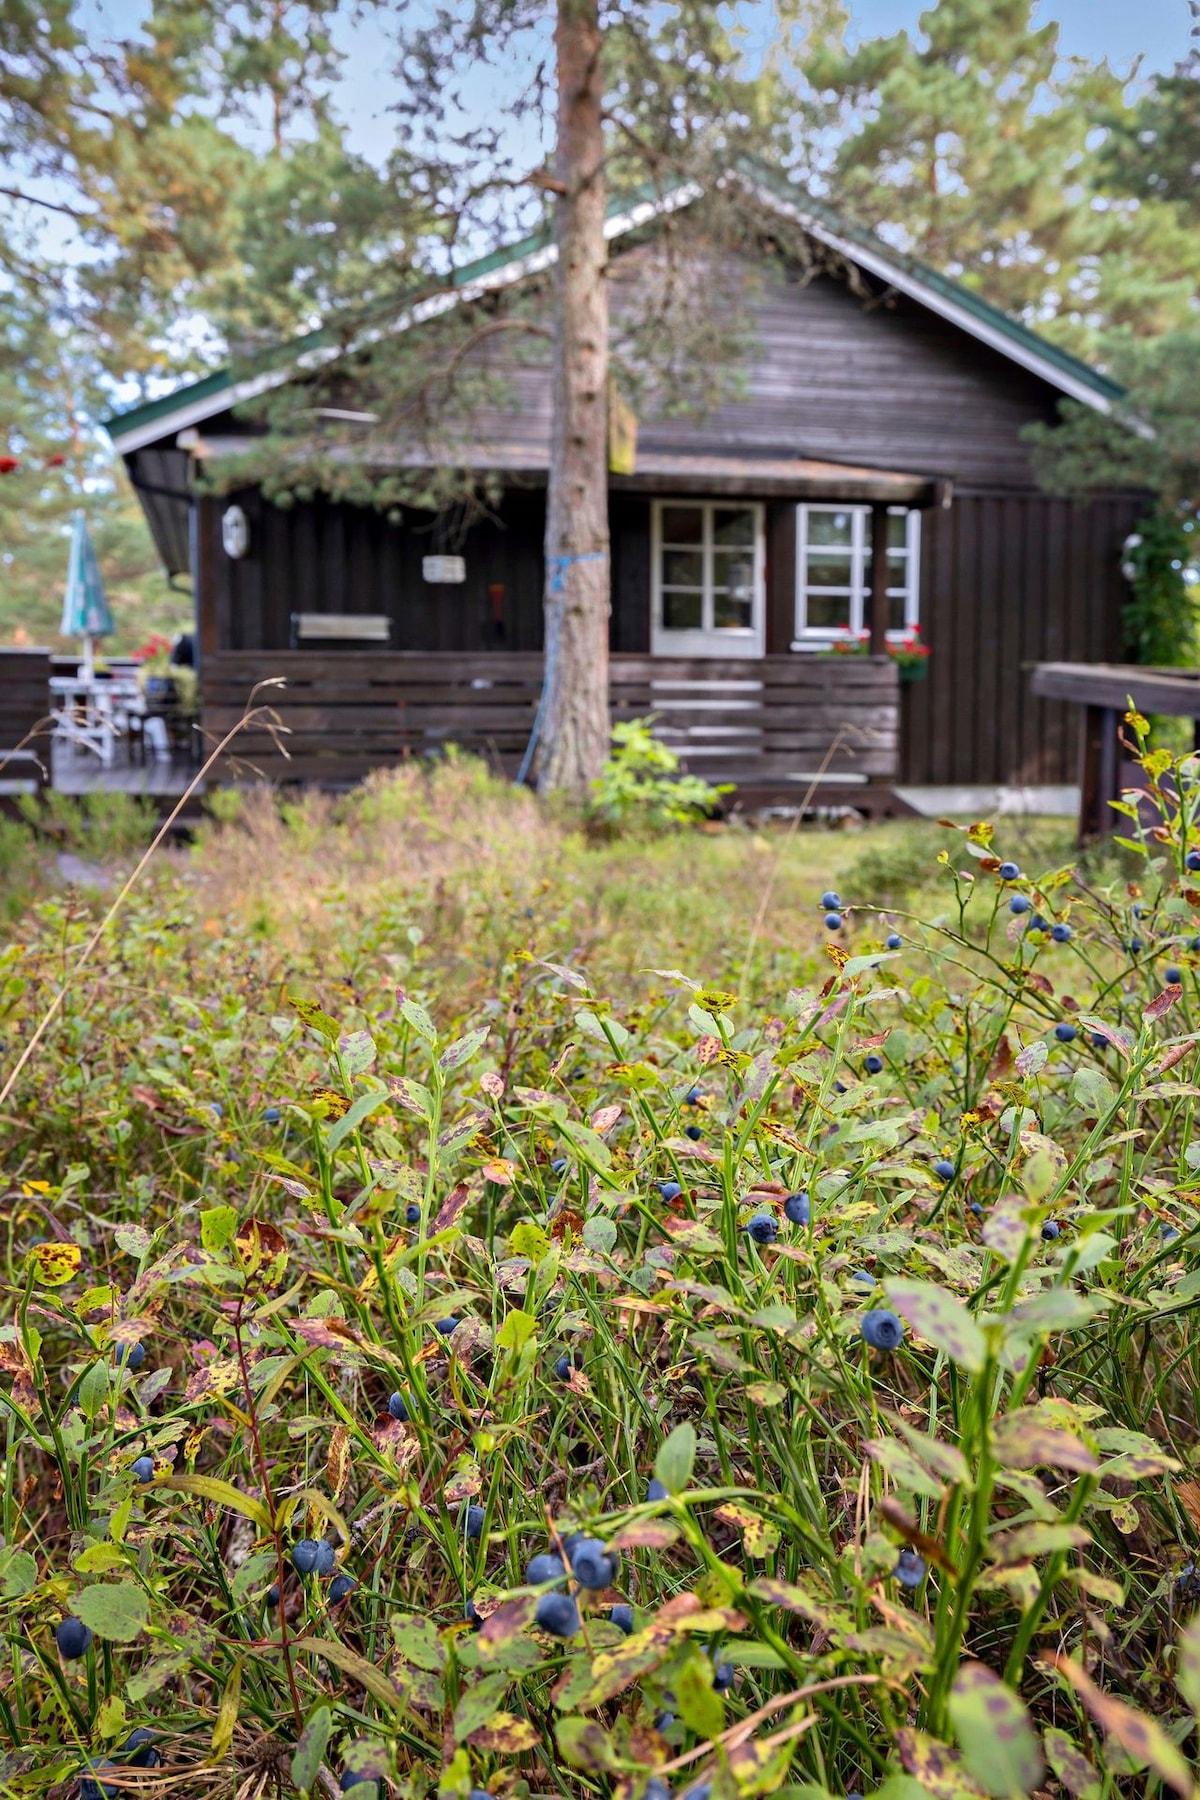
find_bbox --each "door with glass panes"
[650,501,765,657]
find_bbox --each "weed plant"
[2,735,1200,1800]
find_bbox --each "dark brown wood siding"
[900,491,1143,787]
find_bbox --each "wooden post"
[869,503,890,656]
[1078,702,1120,844]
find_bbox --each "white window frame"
[651,499,766,658]
[791,503,921,649]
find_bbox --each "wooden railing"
[200,651,899,798]
[0,648,52,794]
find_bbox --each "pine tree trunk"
[536,0,610,798]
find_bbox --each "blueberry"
[824,912,843,930]
[656,1181,683,1202]
[387,1391,409,1421]
[1041,1221,1061,1241]
[685,1786,712,1800]
[646,1476,669,1502]
[645,1781,672,1800]
[1166,966,1183,984]
[932,1159,955,1181]
[610,1603,635,1635]
[55,1616,93,1659]
[291,1539,321,1575]
[330,1574,357,1603]
[860,1310,904,1352]
[834,1080,847,1093]
[405,1203,421,1225]
[314,1540,337,1575]
[848,1269,874,1288]
[122,1730,161,1768]
[1055,1022,1077,1043]
[554,1353,572,1380]
[744,1213,779,1246]
[339,1775,378,1797]
[968,1201,984,1218]
[1009,895,1031,915]
[894,1548,926,1587]
[998,862,1020,880]
[685,1123,704,1140]
[1050,923,1072,943]
[1091,1033,1108,1049]
[1133,904,1149,919]
[655,1712,675,1733]
[469,1791,493,1800]
[1030,914,1047,930]
[462,1504,486,1540]
[264,1105,281,1125]
[266,1584,280,1607]
[551,1157,568,1174]
[130,1456,154,1484]
[570,1536,618,1589]
[820,891,842,910]
[115,1341,146,1371]
[1188,851,1200,872]
[434,1317,460,1336]
[1129,937,1144,953]
[711,1656,736,1692]
[464,1597,481,1627]
[1192,936,1200,952]
[684,1087,703,1105]
[783,1191,810,1226]
[79,1760,119,1800]
[535,1591,581,1637]
[526,1551,569,1585]
[1162,1227,1181,1245]
[864,1054,884,1075]
[208,1101,223,1120]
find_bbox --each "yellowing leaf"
[161,1474,272,1530]
[1049,1655,1196,1799]
[292,1637,401,1711]
[29,1242,81,1287]
[211,1658,242,1759]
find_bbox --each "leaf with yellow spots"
[326,1425,351,1502]
[211,1659,242,1759]
[715,1502,780,1558]
[825,943,849,971]
[28,1242,81,1287]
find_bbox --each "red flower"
[0,457,20,475]
[45,453,66,468]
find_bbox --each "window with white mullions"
[792,504,920,646]
[652,500,765,657]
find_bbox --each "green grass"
[2,754,1200,1800]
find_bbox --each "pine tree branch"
[0,185,92,222]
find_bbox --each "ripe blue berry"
[55,1617,93,1659]
[130,1456,154,1484]
[744,1213,779,1246]
[647,1476,669,1502]
[550,1157,568,1174]
[405,1203,420,1225]
[314,1540,336,1575]
[1133,904,1149,919]
[864,1054,884,1074]
[526,1551,569,1585]
[645,1781,672,1800]
[554,1354,572,1380]
[1009,895,1031,915]
[1030,914,1047,930]
[711,1656,736,1692]
[1188,851,1200,872]
[824,911,843,930]
[115,1342,145,1371]
[685,1123,704,1140]
[1055,1022,1077,1042]
[860,1310,904,1352]
[330,1574,357,1603]
[968,1201,984,1218]
[387,1391,409,1421]
[998,861,1020,880]
[80,1760,119,1800]
[469,1790,493,1800]
[1166,966,1183,984]
[340,1774,378,1796]
[434,1317,459,1336]
[894,1548,926,1587]
[655,1712,675,1733]
[684,1087,703,1105]
[886,933,903,949]
[122,1731,161,1768]
[848,1269,874,1288]
[783,1191,810,1226]
[291,1539,321,1576]
[1091,1033,1108,1049]
[571,1536,618,1589]
[656,1181,683,1201]
[1050,923,1072,943]
[610,1603,635,1635]
[464,1597,481,1627]
[933,1159,955,1181]
[1041,1221,1061,1241]
[1129,937,1143,953]
[266,1585,280,1608]
[820,891,842,910]
[1161,1226,1181,1245]
[535,1591,581,1637]
[264,1105,281,1125]
[462,1505,486,1540]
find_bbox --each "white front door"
[651,500,765,658]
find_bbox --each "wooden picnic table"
[1029,662,1200,842]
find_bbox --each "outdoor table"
[1029,662,1200,843]
[49,671,144,767]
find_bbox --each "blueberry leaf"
[74,1581,149,1643]
[886,1280,987,1372]
[653,1421,696,1495]
[948,1662,1044,1797]
[290,1705,332,1796]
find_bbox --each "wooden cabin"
[104,170,1141,807]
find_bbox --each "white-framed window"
[651,500,765,658]
[792,504,920,647]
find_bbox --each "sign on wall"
[422,555,466,584]
[221,505,250,559]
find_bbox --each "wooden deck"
[49,738,202,799]
[200,650,901,807]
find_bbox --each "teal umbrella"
[61,509,113,675]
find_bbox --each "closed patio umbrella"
[60,509,113,678]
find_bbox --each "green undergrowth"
[2,747,1200,1800]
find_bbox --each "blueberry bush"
[3,738,1200,1800]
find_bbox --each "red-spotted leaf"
[949,1663,1044,1797]
[1144,985,1182,1023]
[1044,1727,1101,1800]
[1049,1655,1196,1799]
[887,1281,987,1372]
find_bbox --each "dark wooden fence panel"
[900,491,1142,787]
[201,650,899,797]
[1,648,52,747]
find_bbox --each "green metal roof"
[102,166,1122,446]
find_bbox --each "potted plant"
[887,625,931,681]
[133,634,177,703]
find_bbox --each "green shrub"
[591,716,731,831]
